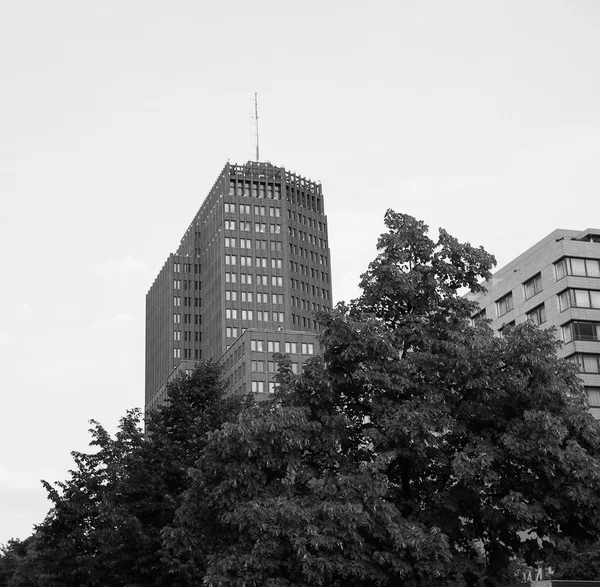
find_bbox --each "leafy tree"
[0,361,245,587]
[167,211,600,586]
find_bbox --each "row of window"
[173,313,200,324]
[225,273,284,287]
[289,244,328,265]
[224,237,283,251]
[229,181,281,199]
[173,348,200,360]
[290,296,326,313]
[559,289,600,311]
[292,314,319,329]
[173,279,201,290]
[225,255,283,269]
[252,360,305,374]
[224,203,281,217]
[288,226,327,248]
[496,256,600,315]
[173,330,201,342]
[173,296,201,307]
[290,278,330,299]
[562,321,600,342]
[496,287,600,319]
[290,261,329,282]
[225,308,285,322]
[556,257,600,279]
[571,354,600,374]
[224,220,281,234]
[251,380,278,394]
[225,291,284,304]
[173,262,200,273]
[287,209,326,232]
[250,339,315,354]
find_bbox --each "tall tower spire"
[254,92,260,162]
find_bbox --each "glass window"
[251,339,264,352]
[496,293,513,317]
[524,274,542,300]
[588,387,600,408]
[268,341,280,353]
[526,304,546,326]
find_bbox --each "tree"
[167,210,600,586]
[0,361,245,587]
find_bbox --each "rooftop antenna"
[254,92,260,162]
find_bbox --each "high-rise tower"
[145,161,333,412]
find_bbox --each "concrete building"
[466,228,600,417]
[145,161,333,412]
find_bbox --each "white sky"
[2,0,600,544]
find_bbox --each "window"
[556,257,600,279]
[268,340,280,353]
[562,321,600,342]
[239,221,251,231]
[272,276,283,287]
[225,255,237,265]
[251,360,264,372]
[173,331,181,341]
[255,223,266,233]
[588,387,600,408]
[526,304,546,326]
[251,339,264,351]
[225,290,237,301]
[226,327,238,338]
[224,202,235,213]
[496,293,514,317]
[301,342,315,355]
[571,354,600,373]
[224,220,236,230]
[225,272,237,283]
[498,321,515,338]
[285,342,298,354]
[241,291,253,302]
[173,348,181,359]
[251,381,265,393]
[270,224,281,234]
[268,382,278,393]
[524,273,542,300]
[225,308,238,319]
[173,313,181,323]
[559,289,600,311]
[241,309,253,320]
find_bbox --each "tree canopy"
[3,210,600,587]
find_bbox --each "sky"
[1,0,600,545]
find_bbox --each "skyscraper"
[145,161,333,412]
[466,228,600,417]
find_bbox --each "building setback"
[466,228,600,418]
[145,161,333,412]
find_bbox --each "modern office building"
[466,228,600,418]
[145,161,333,412]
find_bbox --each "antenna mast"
[254,92,260,162]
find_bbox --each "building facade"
[466,228,600,417]
[145,161,333,412]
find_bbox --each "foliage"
[0,361,245,587]
[4,211,600,586]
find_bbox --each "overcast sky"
[2,0,600,545]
